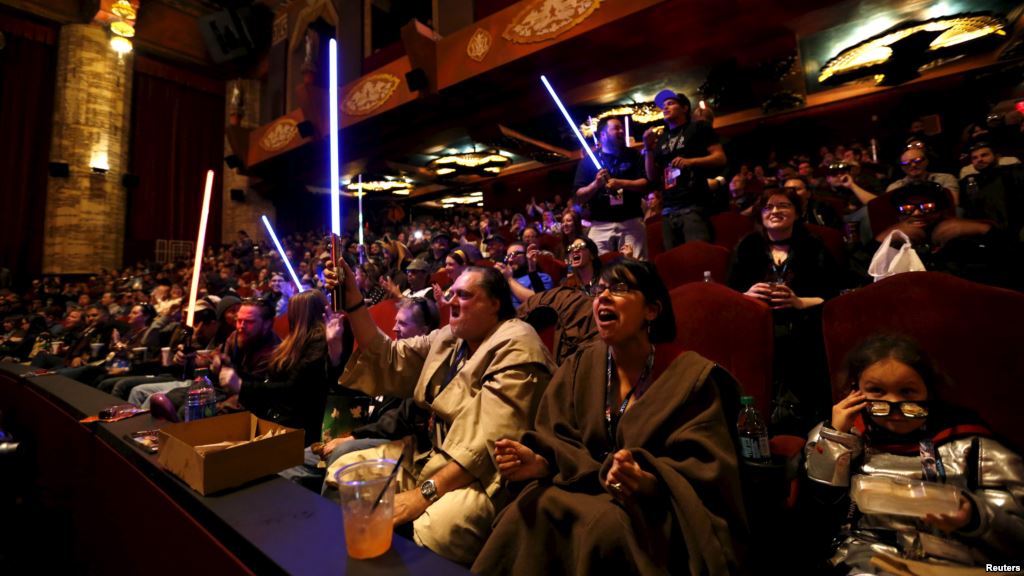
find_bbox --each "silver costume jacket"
[805,422,1024,566]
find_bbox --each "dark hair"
[567,235,602,276]
[240,297,275,320]
[782,175,810,190]
[596,116,622,138]
[753,187,804,218]
[467,266,516,321]
[136,303,157,323]
[843,334,945,398]
[399,296,440,331]
[447,249,467,267]
[599,259,676,343]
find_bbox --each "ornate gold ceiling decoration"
[343,73,401,116]
[259,118,299,152]
[467,28,492,62]
[503,0,602,44]
[818,13,1007,86]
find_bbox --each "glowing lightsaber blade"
[186,169,215,328]
[261,215,303,293]
[540,75,601,170]
[328,38,344,312]
[357,174,364,246]
[329,38,341,237]
[625,115,631,147]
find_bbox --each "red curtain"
[0,13,57,283]
[125,67,225,265]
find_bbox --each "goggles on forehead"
[865,400,929,419]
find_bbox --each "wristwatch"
[420,479,440,503]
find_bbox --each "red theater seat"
[535,253,567,285]
[646,219,664,259]
[430,269,452,289]
[653,241,730,289]
[367,299,398,339]
[669,282,774,418]
[822,271,1024,452]
[805,223,846,268]
[710,211,756,251]
[272,313,290,340]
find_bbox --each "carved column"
[222,79,276,244]
[42,24,132,274]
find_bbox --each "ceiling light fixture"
[110,20,136,38]
[818,12,1007,87]
[110,35,133,55]
[111,0,137,20]
[345,175,413,195]
[428,149,510,178]
[580,103,663,138]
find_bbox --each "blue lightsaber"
[328,38,341,237]
[261,215,304,293]
[540,75,601,170]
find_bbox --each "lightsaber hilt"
[329,234,345,313]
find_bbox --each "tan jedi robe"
[473,343,747,575]
[327,318,554,565]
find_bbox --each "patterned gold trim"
[259,119,299,152]
[467,28,492,62]
[343,73,401,116]
[503,0,601,44]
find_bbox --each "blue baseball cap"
[654,89,691,111]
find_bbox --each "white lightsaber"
[540,75,601,170]
[329,38,341,236]
[261,215,303,293]
[625,115,631,147]
[186,170,214,328]
[357,174,364,246]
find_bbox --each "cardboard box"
[158,412,304,495]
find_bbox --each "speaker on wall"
[230,188,246,202]
[405,68,429,92]
[48,162,70,178]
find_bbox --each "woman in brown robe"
[473,259,747,575]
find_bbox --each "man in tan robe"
[325,264,554,565]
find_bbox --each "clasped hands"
[495,439,657,502]
[744,283,804,310]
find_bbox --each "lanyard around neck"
[604,345,655,448]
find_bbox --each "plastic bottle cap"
[740,395,754,405]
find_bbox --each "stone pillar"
[222,78,276,245]
[42,24,133,274]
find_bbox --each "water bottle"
[703,270,713,283]
[185,369,216,422]
[737,396,771,464]
[965,176,979,201]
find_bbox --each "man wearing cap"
[643,89,726,249]
[383,258,433,300]
[422,232,452,273]
[574,117,649,258]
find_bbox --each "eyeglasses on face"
[567,243,587,254]
[761,202,795,213]
[782,186,805,194]
[900,158,926,167]
[897,202,938,216]
[865,400,928,419]
[504,251,526,263]
[587,282,635,297]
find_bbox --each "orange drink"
[335,459,396,559]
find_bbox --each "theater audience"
[473,259,746,575]
[496,241,554,308]
[803,334,1024,572]
[323,260,554,565]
